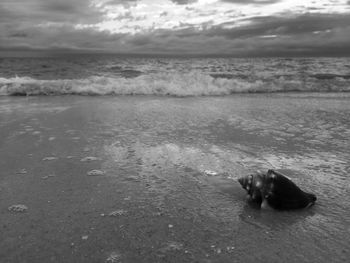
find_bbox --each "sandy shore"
[0,95,349,262]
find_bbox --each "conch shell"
[238,169,316,210]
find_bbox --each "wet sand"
[0,95,349,262]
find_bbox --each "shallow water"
[0,94,349,262]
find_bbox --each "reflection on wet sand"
[0,95,349,262]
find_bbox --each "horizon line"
[1,50,350,59]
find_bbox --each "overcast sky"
[1,0,350,56]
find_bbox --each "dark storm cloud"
[0,0,109,52]
[2,20,350,57]
[1,0,350,56]
[130,25,350,56]
[240,27,350,57]
[0,23,128,52]
[118,12,350,56]
[0,0,104,24]
[128,35,152,46]
[206,13,350,39]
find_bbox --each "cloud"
[116,12,350,56]
[170,0,198,5]
[206,13,350,39]
[0,0,104,24]
[0,0,107,51]
[221,0,281,4]
[1,21,350,57]
[160,11,168,17]
[0,23,128,52]
[0,0,350,56]
[131,23,350,56]
[102,0,139,8]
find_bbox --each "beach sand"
[0,95,349,262]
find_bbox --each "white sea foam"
[0,72,349,96]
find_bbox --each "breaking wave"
[0,72,349,96]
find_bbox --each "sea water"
[1,56,350,96]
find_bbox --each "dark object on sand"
[238,169,316,210]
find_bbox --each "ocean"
[0,56,349,262]
[1,56,350,96]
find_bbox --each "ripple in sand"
[8,204,28,213]
[226,246,236,253]
[87,170,105,176]
[158,241,184,254]
[99,131,115,137]
[42,157,58,161]
[81,157,100,162]
[32,131,41,135]
[209,244,221,253]
[41,174,56,180]
[108,210,127,217]
[106,251,122,263]
[65,130,76,134]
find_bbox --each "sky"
[0,0,350,56]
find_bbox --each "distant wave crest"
[0,72,349,96]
